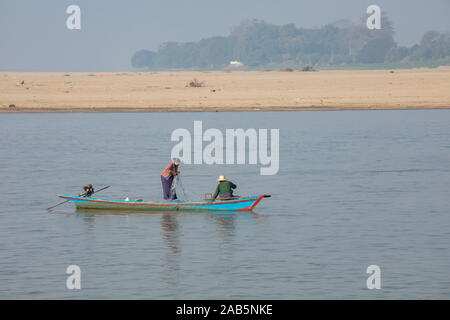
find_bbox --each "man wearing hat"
[213,175,237,200]
[161,158,181,200]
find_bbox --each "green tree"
[131,50,156,69]
[131,18,449,69]
[357,37,396,63]
[385,46,410,62]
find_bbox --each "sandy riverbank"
[1,68,450,112]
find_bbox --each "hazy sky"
[1,0,449,71]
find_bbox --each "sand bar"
[1,68,450,113]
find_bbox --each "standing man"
[161,158,181,200]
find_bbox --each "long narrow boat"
[58,194,269,212]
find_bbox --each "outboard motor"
[82,184,94,197]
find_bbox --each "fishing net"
[170,174,188,201]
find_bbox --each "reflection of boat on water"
[58,194,270,212]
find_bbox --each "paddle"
[47,185,111,210]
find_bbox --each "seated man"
[81,184,94,197]
[213,175,237,200]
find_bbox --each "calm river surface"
[0,110,449,299]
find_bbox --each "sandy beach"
[1,68,450,112]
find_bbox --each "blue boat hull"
[58,194,267,212]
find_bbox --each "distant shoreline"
[2,106,450,113]
[1,69,450,113]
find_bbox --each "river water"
[0,110,449,299]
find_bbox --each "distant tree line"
[132,18,450,69]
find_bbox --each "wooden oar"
[47,185,111,210]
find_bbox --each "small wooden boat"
[58,194,270,212]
